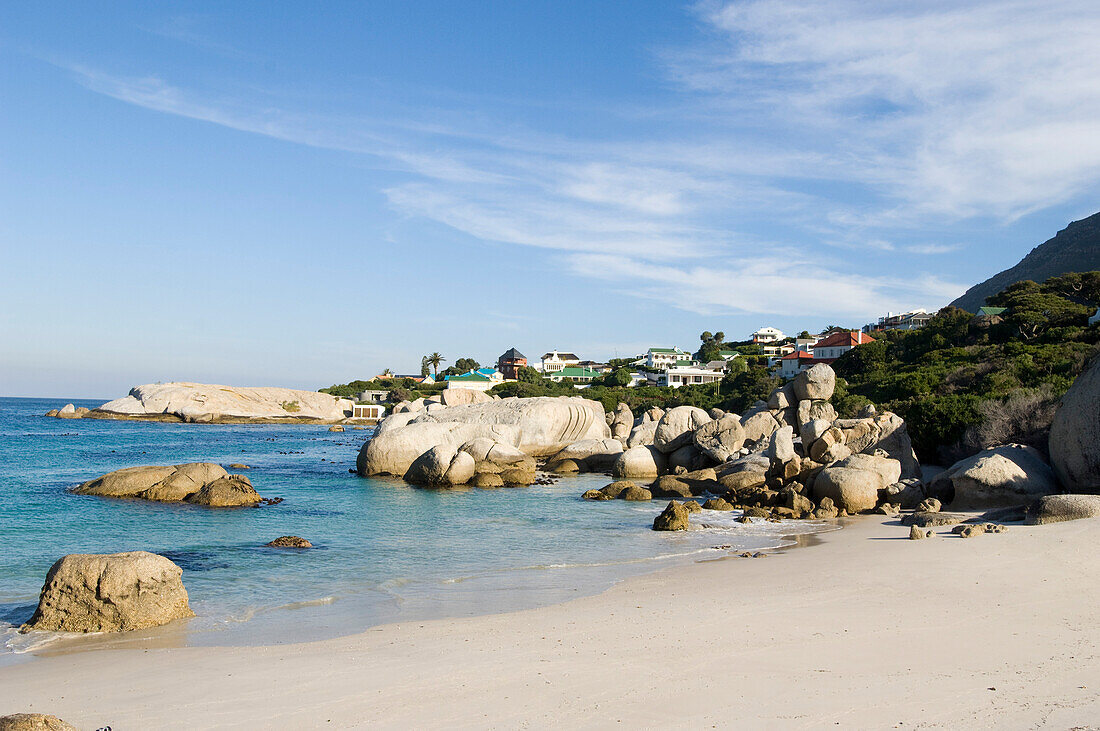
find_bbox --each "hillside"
[951,210,1100,313]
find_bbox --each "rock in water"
[1026,494,1100,524]
[266,536,313,548]
[358,396,609,478]
[185,475,263,507]
[931,444,1056,509]
[93,382,352,422]
[653,501,690,531]
[1049,355,1100,493]
[328,425,345,432]
[0,714,78,731]
[21,552,194,633]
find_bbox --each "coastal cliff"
[87,383,353,423]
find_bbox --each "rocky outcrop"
[1025,494,1100,525]
[610,403,634,442]
[1049,355,1100,493]
[358,396,608,481]
[626,420,659,448]
[74,463,263,506]
[91,383,353,423]
[406,445,477,486]
[0,714,78,731]
[439,388,494,406]
[47,403,91,420]
[931,444,1056,509]
[21,552,194,633]
[792,363,836,401]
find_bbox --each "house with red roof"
[779,350,818,378]
[811,331,876,362]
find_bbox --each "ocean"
[0,396,835,660]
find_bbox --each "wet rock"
[328,425,345,432]
[620,485,653,501]
[680,500,702,513]
[582,489,614,501]
[702,497,735,511]
[266,536,312,548]
[0,714,78,731]
[186,475,263,507]
[652,501,690,531]
[471,472,505,488]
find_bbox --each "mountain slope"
[951,210,1100,313]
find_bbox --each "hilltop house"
[445,367,504,392]
[496,348,527,380]
[655,365,725,388]
[812,331,876,362]
[752,327,785,343]
[645,347,692,369]
[546,366,603,384]
[540,350,581,373]
[357,389,389,404]
[867,309,932,332]
[779,351,818,378]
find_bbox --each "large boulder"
[21,552,194,633]
[439,388,493,406]
[931,444,1056,509]
[358,397,609,477]
[653,406,712,453]
[547,438,624,472]
[73,463,261,506]
[458,437,528,467]
[766,426,796,464]
[626,420,659,448]
[185,475,263,506]
[405,445,476,486]
[813,467,884,513]
[1025,494,1100,525]
[611,445,668,479]
[792,363,836,401]
[741,411,781,445]
[1049,356,1100,492]
[865,412,922,479]
[610,403,634,442]
[0,714,78,731]
[693,415,745,462]
[668,444,708,473]
[834,453,902,487]
[93,382,351,422]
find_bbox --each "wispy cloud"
[51,1,1100,320]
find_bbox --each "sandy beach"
[2,515,1098,729]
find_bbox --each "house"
[645,347,692,369]
[761,343,796,358]
[444,369,502,392]
[357,389,389,404]
[717,349,741,361]
[779,351,817,378]
[540,351,581,373]
[752,327,785,343]
[867,309,932,332]
[350,403,384,420]
[496,348,527,380]
[812,331,876,362]
[577,360,610,373]
[546,366,602,384]
[376,374,434,384]
[794,337,818,354]
[656,366,725,388]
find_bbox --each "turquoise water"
[0,396,833,657]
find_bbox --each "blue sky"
[4,1,1100,397]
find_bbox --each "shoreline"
[3,515,1097,728]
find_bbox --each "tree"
[427,352,445,377]
[516,366,544,383]
[454,357,480,373]
[601,368,632,387]
[696,330,729,363]
[420,357,430,379]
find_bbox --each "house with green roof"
[645,347,692,369]
[546,366,603,384]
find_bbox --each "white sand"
[2,516,1098,729]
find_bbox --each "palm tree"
[427,352,445,377]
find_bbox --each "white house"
[351,403,384,420]
[868,309,932,332]
[761,343,795,358]
[659,366,725,388]
[752,327,785,343]
[540,350,581,373]
[645,347,692,369]
[812,331,876,362]
[778,351,817,379]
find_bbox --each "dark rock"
[266,536,312,548]
[652,501,690,531]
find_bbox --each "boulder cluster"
[43,403,90,419]
[73,463,264,507]
[358,396,610,487]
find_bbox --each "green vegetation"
[833,272,1099,462]
[319,378,446,403]
[280,400,300,413]
[441,357,481,377]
